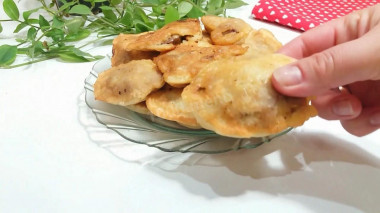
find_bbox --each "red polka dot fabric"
[252,0,380,31]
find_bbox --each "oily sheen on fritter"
[182,54,317,138]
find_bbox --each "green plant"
[0,0,247,68]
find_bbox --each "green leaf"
[65,17,86,35]
[27,18,40,24]
[110,0,122,6]
[99,6,114,10]
[0,23,2,33]
[58,1,76,13]
[88,0,108,2]
[27,27,37,41]
[134,7,150,23]
[178,1,193,18]
[225,0,247,9]
[58,50,103,62]
[155,18,165,29]
[39,15,50,32]
[28,41,45,58]
[15,38,26,43]
[70,47,93,58]
[3,0,20,20]
[68,5,92,15]
[164,5,179,24]
[58,52,89,62]
[152,5,163,15]
[101,39,114,46]
[142,0,160,4]
[89,0,108,2]
[13,23,28,33]
[64,29,91,41]
[0,45,17,66]
[101,7,117,22]
[134,19,153,33]
[52,16,65,29]
[186,6,204,18]
[208,0,223,8]
[45,28,65,42]
[207,0,224,15]
[97,28,119,35]
[120,11,133,28]
[23,8,40,22]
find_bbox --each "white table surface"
[1,1,380,213]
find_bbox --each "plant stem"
[1,56,56,69]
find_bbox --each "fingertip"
[340,107,380,137]
[271,65,309,97]
[312,92,362,120]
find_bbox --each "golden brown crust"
[182,54,317,138]
[94,60,164,106]
[126,19,202,52]
[201,15,230,32]
[238,29,283,59]
[146,87,200,128]
[210,18,253,45]
[154,43,247,86]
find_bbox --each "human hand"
[271,5,380,136]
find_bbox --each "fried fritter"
[210,18,253,45]
[125,101,151,115]
[182,54,317,138]
[111,33,160,66]
[94,60,164,106]
[201,15,230,32]
[146,87,201,128]
[238,29,282,59]
[201,15,253,45]
[122,19,202,52]
[154,43,248,87]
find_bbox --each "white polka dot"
[270,11,275,15]
[282,15,288,19]
[295,19,301,23]
[258,8,264,13]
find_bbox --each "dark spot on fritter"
[222,29,238,35]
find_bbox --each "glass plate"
[84,56,292,154]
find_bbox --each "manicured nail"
[272,66,303,87]
[369,112,380,125]
[332,100,354,116]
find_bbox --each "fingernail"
[332,100,354,116]
[273,66,303,87]
[369,112,380,125]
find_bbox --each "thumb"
[272,32,380,97]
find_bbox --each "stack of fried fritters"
[94,16,317,138]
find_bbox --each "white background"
[1,1,380,212]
